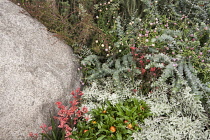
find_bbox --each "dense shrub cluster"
[12,0,210,139]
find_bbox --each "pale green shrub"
[132,82,209,140]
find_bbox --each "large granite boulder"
[0,0,80,139]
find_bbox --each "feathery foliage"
[132,83,209,140]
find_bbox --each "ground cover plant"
[70,98,151,140]
[11,0,210,139]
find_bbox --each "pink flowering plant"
[29,88,89,140]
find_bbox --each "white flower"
[101,44,104,47]
[173,63,178,67]
[95,40,98,43]
[119,50,122,52]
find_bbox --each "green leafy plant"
[70,98,151,140]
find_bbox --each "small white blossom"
[173,63,178,67]
[189,34,194,37]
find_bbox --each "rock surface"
[0,0,80,139]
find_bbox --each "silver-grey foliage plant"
[131,84,209,140]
